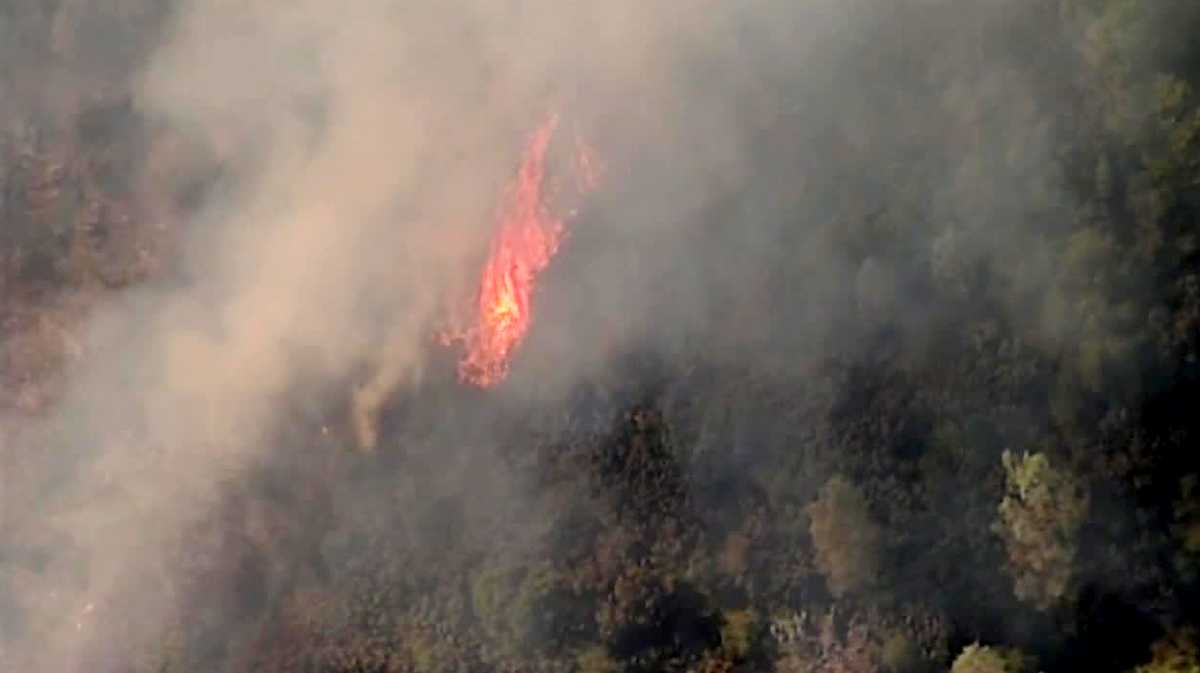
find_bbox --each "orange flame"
[446,114,602,387]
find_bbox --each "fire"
[446,113,602,387]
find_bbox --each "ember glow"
[446,114,602,387]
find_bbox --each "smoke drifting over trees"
[2,0,1200,672]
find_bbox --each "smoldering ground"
[0,0,1172,671]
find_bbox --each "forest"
[3,1,1200,672]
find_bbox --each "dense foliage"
[4,1,1200,672]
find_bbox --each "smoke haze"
[3,0,1185,671]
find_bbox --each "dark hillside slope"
[4,2,1200,672]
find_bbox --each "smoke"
[0,0,1094,669]
[3,0,505,666]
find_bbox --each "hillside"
[4,1,1200,673]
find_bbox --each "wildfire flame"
[444,113,602,387]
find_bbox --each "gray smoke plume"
[0,0,1084,670]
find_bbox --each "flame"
[446,114,601,387]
